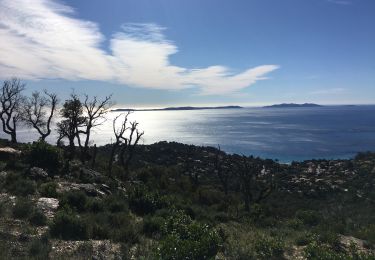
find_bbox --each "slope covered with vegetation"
[0,139,374,259]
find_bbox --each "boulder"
[37,197,59,219]
[29,167,49,179]
[0,147,21,160]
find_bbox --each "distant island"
[111,105,243,112]
[263,103,322,108]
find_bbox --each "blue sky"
[0,0,374,107]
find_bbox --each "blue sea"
[4,105,375,162]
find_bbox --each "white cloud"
[309,88,345,95]
[0,0,279,95]
[327,0,352,5]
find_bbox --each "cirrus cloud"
[0,0,279,95]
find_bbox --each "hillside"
[0,140,374,259]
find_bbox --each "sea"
[3,105,375,163]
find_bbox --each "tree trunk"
[10,132,17,143]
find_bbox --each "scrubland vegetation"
[0,78,374,259]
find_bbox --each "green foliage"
[103,194,128,213]
[143,215,165,237]
[156,210,222,260]
[39,182,58,198]
[357,224,375,245]
[49,210,88,240]
[129,185,168,215]
[28,235,51,258]
[252,235,284,259]
[29,209,47,226]
[25,140,62,174]
[4,173,36,196]
[12,198,33,219]
[296,210,320,226]
[60,191,88,212]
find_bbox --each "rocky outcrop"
[56,182,111,197]
[36,197,59,219]
[0,147,21,160]
[29,167,49,180]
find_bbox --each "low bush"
[129,185,168,215]
[143,215,165,236]
[296,210,320,226]
[5,173,36,196]
[157,210,222,260]
[39,182,58,198]
[60,191,88,212]
[28,235,51,258]
[49,210,88,240]
[253,235,284,259]
[29,209,47,226]
[25,140,62,175]
[103,194,128,213]
[12,199,33,219]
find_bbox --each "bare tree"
[79,95,112,161]
[22,90,58,141]
[108,112,143,178]
[118,121,144,172]
[234,155,274,212]
[0,78,25,143]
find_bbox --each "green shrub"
[304,242,342,260]
[26,141,62,174]
[157,210,222,260]
[49,210,88,240]
[286,218,304,230]
[112,223,140,244]
[295,232,316,246]
[143,215,164,236]
[5,173,36,196]
[253,235,284,259]
[296,210,320,226]
[103,195,128,213]
[12,199,33,219]
[0,202,4,217]
[196,188,224,206]
[129,185,168,215]
[86,199,104,213]
[39,182,58,198]
[60,191,88,212]
[29,209,47,226]
[28,235,51,258]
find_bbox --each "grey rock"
[30,167,49,179]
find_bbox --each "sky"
[0,0,374,107]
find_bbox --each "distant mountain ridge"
[263,103,322,108]
[111,105,243,112]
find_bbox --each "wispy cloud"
[0,0,279,95]
[327,0,352,5]
[309,88,345,95]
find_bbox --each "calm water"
[4,106,375,162]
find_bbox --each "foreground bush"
[39,182,58,198]
[12,199,33,219]
[157,210,222,260]
[60,191,88,212]
[49,210,88,240]
[5,173,36,196]
[253,235,284,259]
[28,235,51,258]
[25,141,62,174]
[129,185,168,215]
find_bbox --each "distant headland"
[263,103,322,108]
[111,105,243,112]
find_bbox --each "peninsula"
[264,103,322,108]
[111,105,243,112]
